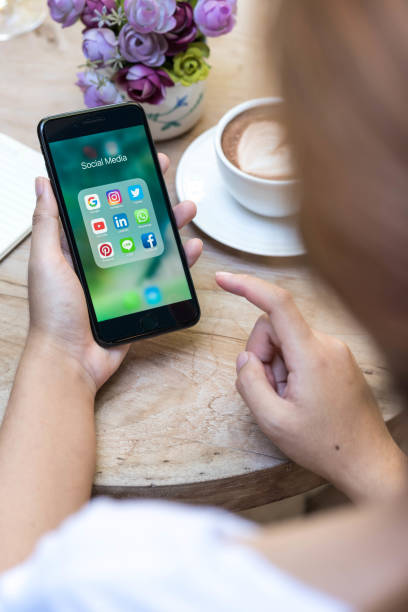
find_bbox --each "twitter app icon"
[128,184,144,201]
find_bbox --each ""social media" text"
[81,154,128,170]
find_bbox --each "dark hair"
[279,0,408,395]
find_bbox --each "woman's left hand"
[29,153,202,393]
[216,272,408,503]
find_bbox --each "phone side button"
[140,313,159,332]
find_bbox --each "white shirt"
[0,499,350,611]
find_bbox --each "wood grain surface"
[0,1,404,510]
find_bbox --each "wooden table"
[0,1,404,511]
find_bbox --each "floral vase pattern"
[141,81,205,141]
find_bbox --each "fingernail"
[216,271,233,279]
[236,351,249,372]
[35,177,44,198]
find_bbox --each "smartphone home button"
[140,313,159,332]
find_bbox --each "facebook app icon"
[113,213,129,230]
[141,232,157,249]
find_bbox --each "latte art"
[237,121,292,180]
[221,104,294,181]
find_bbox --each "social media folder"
[78,178,163,269]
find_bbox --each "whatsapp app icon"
[134,208,150,225]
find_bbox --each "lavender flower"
[77,71,123,107]
[83,28,117,64]
[194,0,236,37]
[165,1,197,56]
[116,65,174,105]
[82,0,115,28]
[124,0,176,34]
[118,25,168,66]
[48,0,85,27]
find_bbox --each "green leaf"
[191,41,210,58]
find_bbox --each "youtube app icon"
[91,218,107,234]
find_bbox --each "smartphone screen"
[39,104,199,345]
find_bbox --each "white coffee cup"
[214,97,299,217]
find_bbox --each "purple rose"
[124,0,176,34]
[83,28,117,64]
[82,0,116,28]
[48,0,85,27]
[194,0,236,37]
[77,71,123,107]
[118,25,168,66]
[116,65,174,105]
[165,1,197,56]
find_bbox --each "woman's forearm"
[0,331,96,572]
[326,426,408,505]
[247,495,408,611]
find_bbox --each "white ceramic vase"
[141,81,205,142]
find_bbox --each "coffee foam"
[221,104,294,181]
[237,120,292,180]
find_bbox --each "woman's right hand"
[216,272,408,503]
[28,154,202,393]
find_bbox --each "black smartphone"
[38,102,200,347]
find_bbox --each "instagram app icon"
[106,189,122,206]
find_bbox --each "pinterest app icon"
[98,242,114,259]
[106,189,122,206]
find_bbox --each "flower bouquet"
[48,0,237,139]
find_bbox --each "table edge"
[92,411,407,511]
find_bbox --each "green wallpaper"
[50,125,191,322]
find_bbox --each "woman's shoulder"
[0,499,349,612]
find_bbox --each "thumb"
[31,177,61,260]
[236,351,286,436]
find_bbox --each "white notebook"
[0,132,47,261]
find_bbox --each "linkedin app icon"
[78,177,163,269]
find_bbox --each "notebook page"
[0,132,46,261]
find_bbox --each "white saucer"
[176,127,305,257]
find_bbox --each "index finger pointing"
[215,272,312,355]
